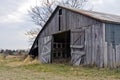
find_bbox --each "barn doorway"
[30,47,38,58]
[52,31,71,63]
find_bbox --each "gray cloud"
[0,0,36,49]
[0,0,25,16]
[90,0,120,15]
[0,21,37,49]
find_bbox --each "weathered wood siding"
[64,10,104,66]
[84,23,104,67]
[38,36,52,63]
[38,8,107,67]
[105,24,120,68]
[65,10,100,30]
[39,11,59,38]
[39,8,101,37]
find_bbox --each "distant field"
[0,54,120,80]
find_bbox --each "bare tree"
[25,28,40,43]
[27,0,87,43]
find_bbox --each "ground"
[0,54,120,80]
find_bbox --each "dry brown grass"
[5,55,40,67]
[0,54,5,60]
[0,54,120,80]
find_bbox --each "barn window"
[59,9,62,15]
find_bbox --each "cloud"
[1,12,23,23]
[0,0,26,16]
[0,0,40,49]
[0,21,36,49]
[92,0,103,5]
[89,0,120,15]
[0,0,40,23]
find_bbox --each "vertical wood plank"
[91,25,95,65]
[103,23,108,67]
[98,24,103,67]
[116,44,120,67]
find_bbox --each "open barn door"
[71,29,85,65]
[39,36,52,63]
[52,31,71,63]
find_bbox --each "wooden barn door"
[40,36,52,63]
[71,29,85,65]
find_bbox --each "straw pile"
[23,55,33,63]
[23,55,40,64]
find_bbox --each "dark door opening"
[52,31,71,63]
[30,47,38,58]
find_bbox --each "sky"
[0,0,120,50]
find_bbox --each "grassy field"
[0,54,120,80]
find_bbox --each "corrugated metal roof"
[60,6,120,24]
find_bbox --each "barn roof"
[29,5,120,55]
[60,6,120,24]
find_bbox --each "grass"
[22,64,120,79]
[0,54,120,80]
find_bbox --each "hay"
[23,55,40,64]
[5,55,40,67]
[31,59,40,64]
[23,55,33,63]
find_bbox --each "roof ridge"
[58,5,120,24]
[59,5,120,17]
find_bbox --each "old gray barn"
[29,6,120,68]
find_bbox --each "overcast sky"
[0,0,120,50]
